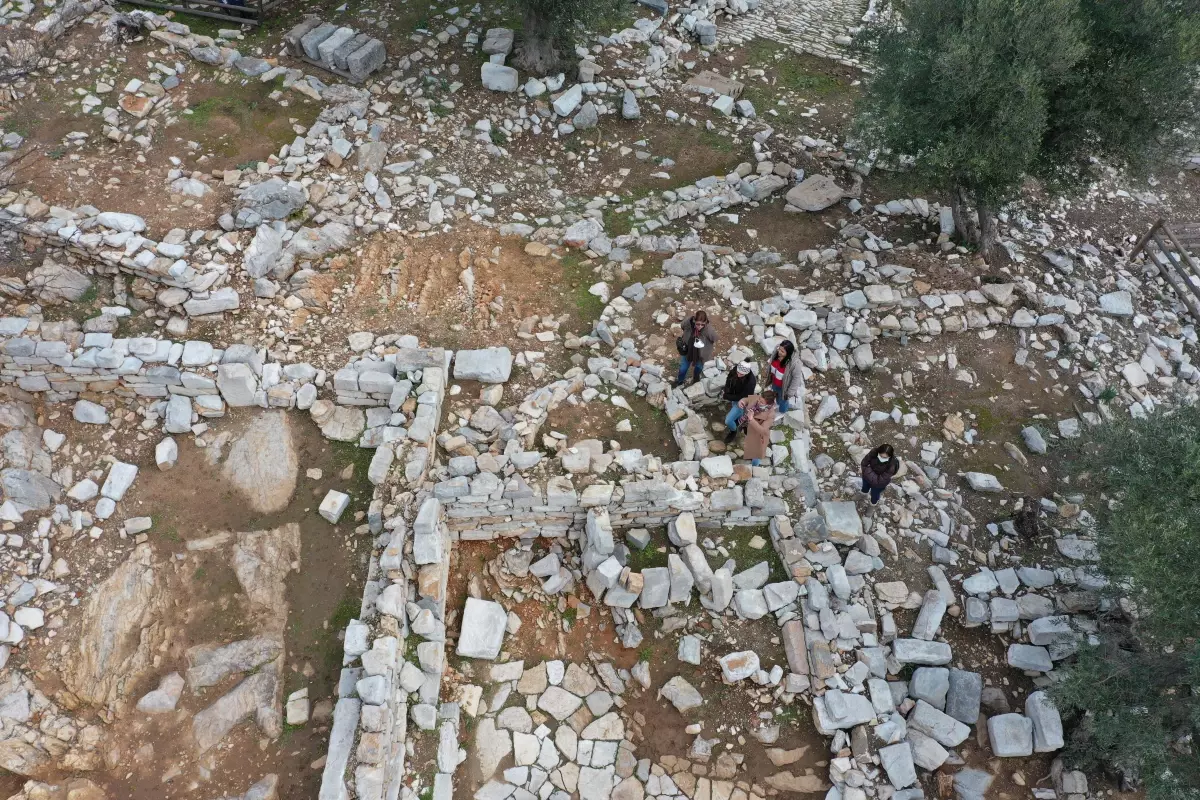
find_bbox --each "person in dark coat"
[723,360,756,402]
[860,443,899,505]
[723,361,758,441]
[675,310,718,387]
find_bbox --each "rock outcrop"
[222,413,299,514]
[63,544,165,711]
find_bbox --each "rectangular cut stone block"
[317,27,356,65]
[318,697,362,800]
[639,567,669,609]
[347,39,387,80]
[892,639,952,666]
[1026,690,1064,752]
[683,70,745,98]
[945,668,982,724]
[300,21,337,59]
[879,742,918,789]
[812,689,875,734]
[457,598,508,660]
[781,620,808,675]
[284,16,323,55]
[911,589,946,640]
[453,347,513,383]
[909,699,970,747]
[330,31,371,71]
[820,500,862,543]
[413,497,444,565]
[988,713,1034,757]
[1007,643,1053,672]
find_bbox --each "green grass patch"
[623,400,669,433]
[744,39,846,96]
[968,404,1007,436]
[404,634,421,665]
[740,39,850,125]
[171,13,226,40]
[603,205,641,234]
[865,168,942,203]
[601,184,661,234]
[595,1,638,34]
[697,127,736,153]
[186,95,260,127]
[624,260,660,286]
[174,79,313,159]
[115,2,284,44]
[561,252,605,322]
[722,525,788,583]
[305,592,363,676]
[774,705,803,729]
[330,439,377,501]
[626,528,670,571]
[43,283,103,325]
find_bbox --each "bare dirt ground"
[21,410,371,799]
[341,226,581,348]
[3,22,318,237]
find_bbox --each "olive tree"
[1052,404,1200,798]
[856,0,1200,263]
[508,0,626,74]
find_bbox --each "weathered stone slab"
[683,70,744,98]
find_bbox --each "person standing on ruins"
[674,310,717,387]
[861,443,899,506]
[764,340,804,414]
[732,389,777,466]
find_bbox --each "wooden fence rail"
[1131,219,1200,321]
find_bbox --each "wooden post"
[1151,233,1200,318]
[1130,218,1163,259]
[1162,224,1200,280]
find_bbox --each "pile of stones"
[285,16,389,83]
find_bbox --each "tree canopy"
[856,0,1200,261]
[1041,0,1200,186]
[1053,405,1200,797]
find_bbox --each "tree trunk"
[976,198,1001,264]
[951,185,1006,266]
[515,8,559,74]
[951,185,978,247]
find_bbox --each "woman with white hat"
[722,360,757,440]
